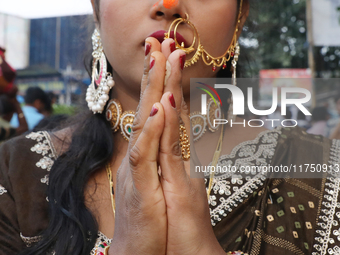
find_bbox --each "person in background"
[39,91,57,117]
[10,87,48,130]
[307,107,330,137]
[47,91,57,106]
[0,47,16,94]
[0,93,28,142]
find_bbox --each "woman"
[0,1,339,255]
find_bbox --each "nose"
[150,0,186,21]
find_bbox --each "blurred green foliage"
[240,0,340,80]
[52,104,77,116]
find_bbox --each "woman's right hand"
[108,38,168,255]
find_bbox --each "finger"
[141,37,161,93]
[161,38,176,59]
[130,50,167,149]
[162,49,191,154]
[129,103,165,190]
[162,50,186,114]
[179,98,191,142]
[159,92,188,186]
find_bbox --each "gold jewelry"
[179,124,190,160]
[104,246,110,255]
[18,112,24,119]
[106,99,191,160]
[106,163,115,217]
[228,42,240,124]
[207,120,224,199]
[164,0,243,72]
[106,99,135,141]
[190,98,222,142]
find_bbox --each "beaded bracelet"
[94,241,110,255]
[93,241,247,255]
[226,251,248,255]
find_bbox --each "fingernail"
[150,105,159,117]
[145,43,151,56]
[180,54,186,70]
[169,93,176,108]
[150,57,155,70]
[170,42,176,53]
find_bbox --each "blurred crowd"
[0,46,67,143]
[0,86,65,142]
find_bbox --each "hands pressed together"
[109,38,225,255]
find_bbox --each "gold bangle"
[104,245,110,255]
[179,124,190,160]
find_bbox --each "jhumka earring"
[190,98,222,142]
[86,29,115,114]
[164,0,243,72]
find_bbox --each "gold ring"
[179,124,190,160]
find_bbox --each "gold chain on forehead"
[164,0,243,71]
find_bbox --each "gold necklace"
[106,98,222,143]
[106,163,115,217]
[207,123,224,199]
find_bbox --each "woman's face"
[93,0,247,98]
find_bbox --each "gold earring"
[228,42,240,124]
[164,0,243,72]
[105,99,135,141]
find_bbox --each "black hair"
[25,87,49,105]
[32,114,68,132]
[21,109,114,254]
[23,0,246,254]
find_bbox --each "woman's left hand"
[158,40,225,255]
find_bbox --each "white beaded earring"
[86,29,115,114]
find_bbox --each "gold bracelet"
[104,245,110,255]
[226,251,248,255]
[18,113,24,119]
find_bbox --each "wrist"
[196,236,226,255]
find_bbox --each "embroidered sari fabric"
[0,127,339,255]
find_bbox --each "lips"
[146,30,189,48]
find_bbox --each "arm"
[12,98,28,135]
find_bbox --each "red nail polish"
[150,105,159,117]
[170,42,176,53]
[150,58,155,69]
[169,93,176,108]
[180,55,186,70]
[145,43,151,56]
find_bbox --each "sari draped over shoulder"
[0,127,339,255]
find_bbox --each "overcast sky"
[0,0,93,19]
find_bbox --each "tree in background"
[240,0,340,82]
